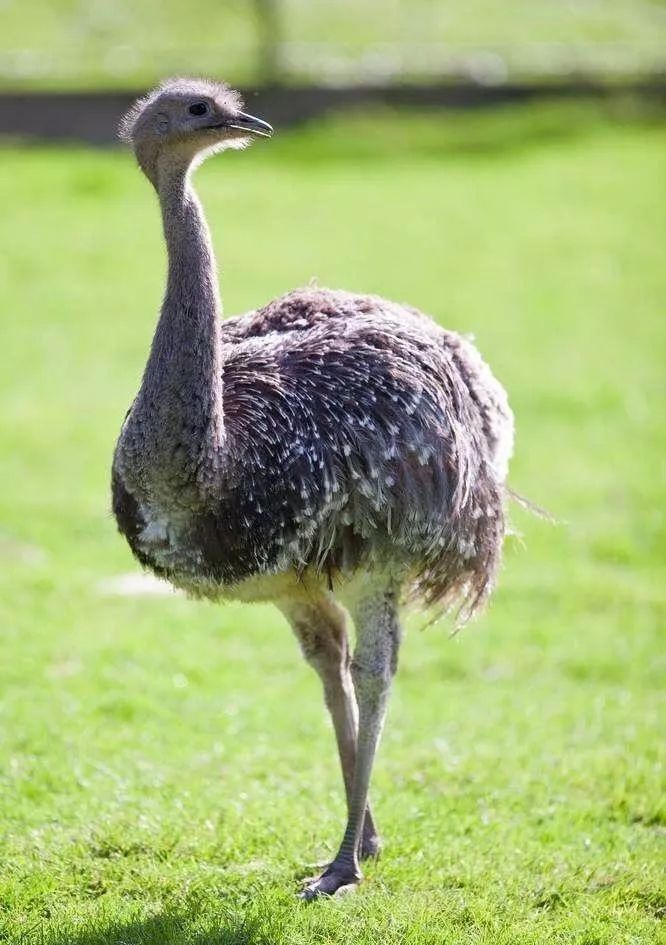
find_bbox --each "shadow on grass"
[23,905,280,945]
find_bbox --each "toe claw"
[298,885,318,902]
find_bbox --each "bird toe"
[298,864,362,900]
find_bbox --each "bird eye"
[188,102,209,116]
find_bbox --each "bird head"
[119,77,272,184]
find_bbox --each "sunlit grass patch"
[0,107,664,943]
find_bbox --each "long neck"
[133,163,225,496]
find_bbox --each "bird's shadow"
[24,907,277,945]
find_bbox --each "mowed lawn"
[0,106,664,944]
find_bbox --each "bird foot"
[298,863,362,901]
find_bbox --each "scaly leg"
[298,581,401,900]
[278,596,381,864]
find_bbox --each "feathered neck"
[128,160,226,501]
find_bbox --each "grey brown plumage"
[114,286,512,621]
[110,77,515,899]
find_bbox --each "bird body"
[114,286,512,619]
[111,77,515,899]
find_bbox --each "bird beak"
[226,111,273,138]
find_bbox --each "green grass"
[0,105,664,943]
[0,0,664,88]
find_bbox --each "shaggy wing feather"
[114,287,512,621]
[209,288,511,619]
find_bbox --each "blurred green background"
[0,0,664,88]
[0,3,664,944]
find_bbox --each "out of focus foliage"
[0,0,664,89]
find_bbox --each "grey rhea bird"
[111,76,514,899]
